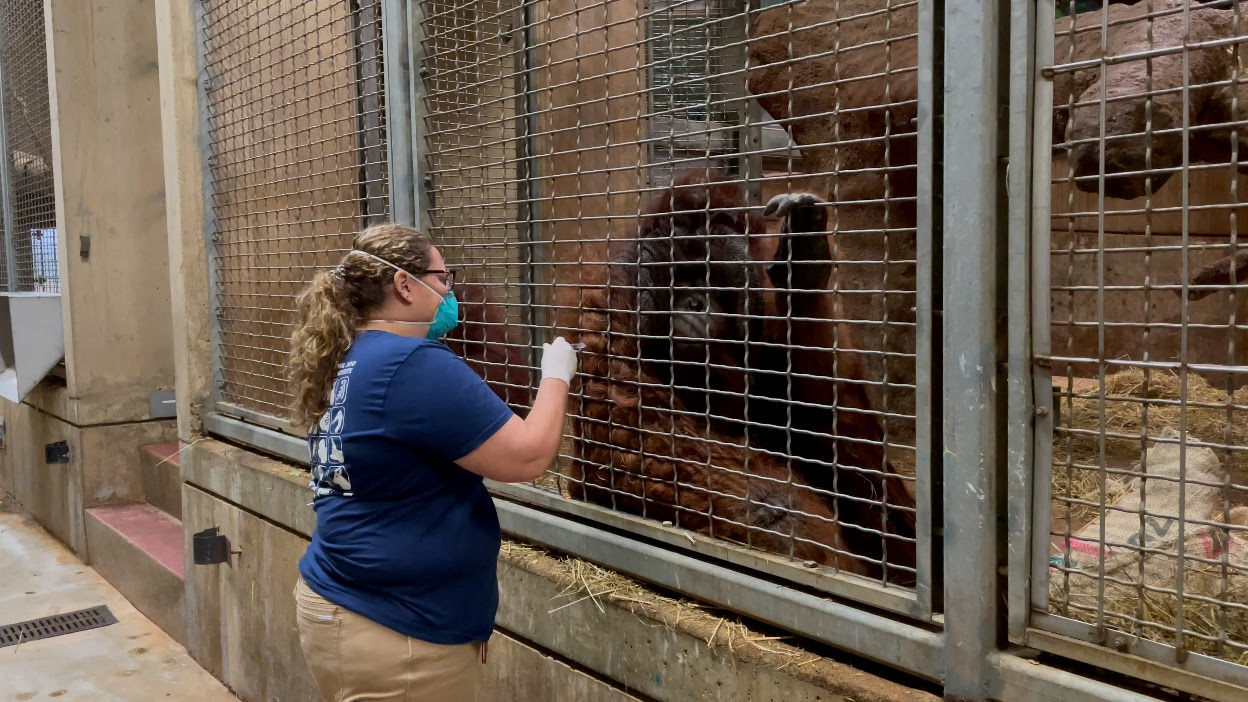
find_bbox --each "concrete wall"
[0,400,78,551]
[0,0,177,560]
[177,438,930,702]
[0,398,174,557]
[183,475,648,702]
[41,0,174,426]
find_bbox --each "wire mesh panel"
[422,0,931,612]
[1035,0,1248,687]
[0,0,56,294]
[203,0,391,423]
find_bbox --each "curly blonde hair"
[287,223,433,429]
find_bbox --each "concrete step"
[84,503,186,645]
[140,442,181,520]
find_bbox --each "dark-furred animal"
[572,171,918,584]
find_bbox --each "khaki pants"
[294,578,483,702]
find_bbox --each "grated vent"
[0,605,117,647]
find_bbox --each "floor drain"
[0,605,117,648]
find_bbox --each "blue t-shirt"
[298,331,514,645]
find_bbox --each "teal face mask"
[347,249,459,340]
[414,277,459,341]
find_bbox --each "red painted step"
[141,442,180,469]
[86,503,184,579]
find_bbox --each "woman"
[286,223,578,701]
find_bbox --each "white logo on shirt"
[309,364,354,498]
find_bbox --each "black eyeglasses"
[422,268,455,288]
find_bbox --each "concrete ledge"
[23,381,174,427]
[482,631,645,701]
[183,439,314,537]
[141,442,182,519]
[85,504,186,645]
[496,544,937,702]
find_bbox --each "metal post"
[195,0,225,410]
[515,0,546,366]
[915,0,944,618]
[736,0,762,210]
[407,0,431,230]
[1005,0,1042,642]
[356,0,390,226]
[0,42,17,291]
[382,0,416,226]
[1026,0,1055,624]
[942,0,1007,698]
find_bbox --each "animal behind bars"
[570,172,917,584]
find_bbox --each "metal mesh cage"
[203,0,391,421]
[0,0,56,294]
[1039,0,1248,675]
[422,0,927,606]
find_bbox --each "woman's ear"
[393,269,416,304]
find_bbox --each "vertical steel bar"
[914,0,943,618]
[356,1,388,225]
[383,0,416,226]
[516,0,545,369]
[0,38,17,291]
[1028,0,1056,620]
[407,0,431,230]
[195,0,225,410]
[942,0,1006,696]
[1006,0,1038,643]
[735,0,761,210]
[1091,0,1109,645]
[1173,0,1193,663]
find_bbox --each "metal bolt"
[803,560,818,569]
[1112,636,1129,652]
[1034,405,1049,418]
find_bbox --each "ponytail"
[287,223,434,429]
[288,270,361,429]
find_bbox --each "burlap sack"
[1062,427,1225,576]
[1050,429,1247,611]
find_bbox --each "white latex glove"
[540,336,578,385]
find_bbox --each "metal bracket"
[44,441,69,464]
[149,389,177,419]
[79,235,90,260]
[192,526,239,565]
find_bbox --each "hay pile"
[500,540,825,667]
[1050,507,1248,666]
[1054,368,1248,470]
[1049,397,1248,666]
[1052,368,1248,525]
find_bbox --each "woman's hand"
[456,336,578,483]
[540,336,578,386]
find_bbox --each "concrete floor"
[0,495,237,702]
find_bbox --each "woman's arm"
[456,338,577,482]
